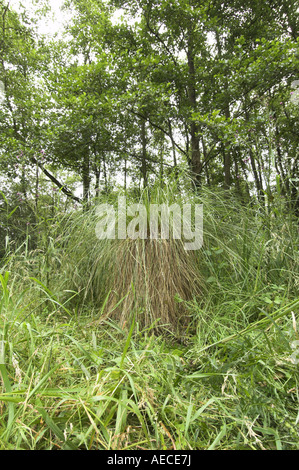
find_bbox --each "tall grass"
[55,183,205,333]
[0,184,298,449]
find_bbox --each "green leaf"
[37,405,77,450]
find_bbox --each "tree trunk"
[244,104,263,202]
[223,104,231,188]
[103,154,108,194]
[216,28,231,188]
[168,119,179,180]
[223,144,231,189]
[94,164,100,199]
[124,158,127,191]
[187,32,201,187]
[35,161,39,211]
[141,118,148,188]
[82,153,90,210]
[249,148,264,202]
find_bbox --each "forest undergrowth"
[0,186,299,450]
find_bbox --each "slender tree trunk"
[168,119,179,180]
[141,118,147,188]
[215,28,231,188]
[244,104,264,203]
[94,164,101,199]
[187,31,201,187]
[185,124,190,161]
[103,154,108,194]
[35,161,39,211]
[223,144,231,189]
[201,137,210,185]
[233,151,242,197]
[124,158,127,191]
[82,152,90,210]
[21,166,27,201]
[159,144,164,186]
[275,125,289,195]
[290,160,299,216]
[223,104,231,189]
[249,147,264,202]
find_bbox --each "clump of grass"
[99,237,202,332]
[52,182,299,337]
[59,183,204,333]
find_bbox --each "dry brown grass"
[98,237,203,333]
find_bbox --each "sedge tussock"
[98,237,203,332]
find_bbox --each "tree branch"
[31,157,82,204]
[142,9,178,68]
[128,107,188,157]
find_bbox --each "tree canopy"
[0,0,298,209]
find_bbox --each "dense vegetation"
[0,0,298,450]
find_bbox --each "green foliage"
[0,258,298,449]
[1,0,298,204]
[0,0,299,451]
[0,184,298,449]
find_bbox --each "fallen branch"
[31,157,82,204]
